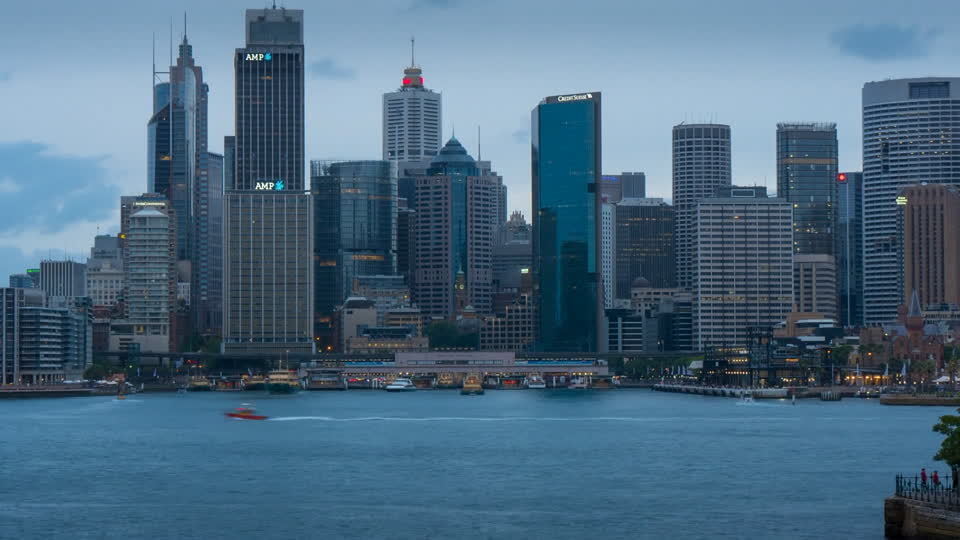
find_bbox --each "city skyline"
[0,0,956,279]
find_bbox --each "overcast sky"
[0,0,956,279]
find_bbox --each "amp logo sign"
[245,53,272,61]
[254,180,285,191]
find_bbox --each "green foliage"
[832,345,853,366]
[934,410,960,468]
[83,363,108,380]
[911,358,936,382]
[425,321,477,349]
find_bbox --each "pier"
[886,474,960,538]
[652,383,788,399]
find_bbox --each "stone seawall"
[880,395,960,406]
[885,496,960,538]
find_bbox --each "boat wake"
[271,416,721,423]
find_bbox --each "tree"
[911,358,936,384]
[83,364,108,381]
[425,321,461,349]
[832,345,853,366]
[933,410,960,477]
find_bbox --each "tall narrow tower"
[383,39,442,208]
[223,6,313,354]
[672,123,731,291]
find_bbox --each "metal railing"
[896,474,960,508]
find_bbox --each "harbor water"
[0,390,949,539]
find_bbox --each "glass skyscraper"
[614,198,675,297]
[223,7,313,354]
[862,78,960,324]
[837,171,863,327]
[532,92,602,352]
[311,160,397,348]
[776,123,838,256]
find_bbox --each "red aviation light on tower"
[837,173,847,183]
[403,78,411,85]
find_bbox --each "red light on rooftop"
[837,173,847,183]
[402,78,411,85]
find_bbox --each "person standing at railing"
[934,470,941,489]
[922,468,928,490]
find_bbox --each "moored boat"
[524,375,546,389]
[385,377,417,392]
[266,370,301,394]
[242,375,266,391]
[567,377,588,389]
[188,377,212,391]
[461,374,484,395]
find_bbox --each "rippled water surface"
[0,390,949,539]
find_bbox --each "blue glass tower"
[532,92,602,352]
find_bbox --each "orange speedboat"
[225,406,268,421]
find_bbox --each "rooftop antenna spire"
[410,36,415,67]
[168,17,173,67]
[477,125,481,160]
[183,11,187,42]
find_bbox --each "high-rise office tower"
[532,92,602,352]
[600,202,614,309]
[793,254,838,319]
[39,260,87,298]
[836,171,863,326]
[776,123,838,255]
[383,42,442,164]
[614,198,675,297]
[311,160,397,348]
[397,198,415,287]
[413,137,498,319]
[115,208,176,352]
[148,30,208,265]
[86,235,124,309]
[672,124,732,290]
[901,184,960,307]
[8,274,34,288]
[383,43,442,211]
[694,187,793,349]
[195,151,223,335]
[602,172,646,202]
[223,6,313,354]
[863,78,960,325]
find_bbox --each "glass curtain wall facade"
[776,123,838,255]
[837,171,863,326]
[532,92,602,352]
[862,78,960,324]
[311,160,397,348]
[614,198,675,297]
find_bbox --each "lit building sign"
[896,196,908,206]
[556,93,593,103]
[245,53,272,61]
[255,180,285,191]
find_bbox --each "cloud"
[0,177,21,193]
[512,129,529,144]
[309,58,355,80]
[830,24,940,61]
[0,142,118,236]
[406,0,461,12]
